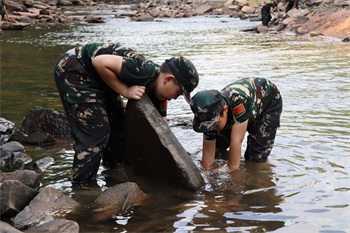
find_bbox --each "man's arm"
[293,0,297,8]
[201,137,216,170]
[227,120,248,170]
[92,54,145,100]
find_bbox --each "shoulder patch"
[161,101,168,112]
[232,103,246,118]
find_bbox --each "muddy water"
[1,6,349,232]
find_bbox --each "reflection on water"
[1,7,349,232]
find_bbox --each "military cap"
[191,90,226,133]
[165,57,199,104]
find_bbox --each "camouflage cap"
[191,90,226,133]
[165,57,199,104]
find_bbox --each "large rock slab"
[124,95,204,190]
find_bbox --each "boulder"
[0,180,38,218]
[91,182,149,223]
[13,187,80,230]
[0,170,40,189]
[19,108,71,139]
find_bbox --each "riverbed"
[1,6,349,232]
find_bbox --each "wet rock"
[0,141,24,154]
[0,21,29,30]
[0,117,15,143]
[0,180,38,218]
[195,4,213,14]
[13,187,80,230]
[0,170,40,189]
[84,14,105,23]
[124,94,204,190]
[0,151,32,172]
[0,220,22,233]
[19,108,71,139]
[131,13,154,21]
[33,157,54,172]
[342,37,350,42]
[0,141,30,171]
[10,131,56,146]
[25,219,79,233]
[91,182,149,223]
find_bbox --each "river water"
[1,6,349,233]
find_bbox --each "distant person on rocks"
[190,77,282,172]
[284,0,299,13]
[0,0,8,21]
[54,42,199,184]
[261,0,279,26]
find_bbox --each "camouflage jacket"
[75,43,167,116]
[204,77,281,140]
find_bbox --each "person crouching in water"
[190,77,282,171]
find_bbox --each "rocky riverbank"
[0,0,349,40]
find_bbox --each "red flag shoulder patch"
[232,103,246,118]
[161,101,168,112]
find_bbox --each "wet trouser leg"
[54,51,110,184]
[244,121,277,162]
[261,9,271,26]
[103,92,126,167]
[244,95,282,162]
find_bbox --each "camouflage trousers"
[54,49,125,184]
[216,92,283,162]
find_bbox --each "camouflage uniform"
[261,1,278,26]
[285,0,298,13]
[54,43,199,184]
[191,77,282,162]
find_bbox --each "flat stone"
[124,95,204,190]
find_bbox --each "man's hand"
[124,85,145,100]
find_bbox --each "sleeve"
[204,130,217,141]
[119,57,159,86]
[232,98,250,124]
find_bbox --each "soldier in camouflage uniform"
[54,42,199,184]
[190,77,282,171]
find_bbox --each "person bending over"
[190,77,282,171]
[54,42,199,184]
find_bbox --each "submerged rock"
[91,182,149,223]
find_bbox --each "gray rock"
[33,157,54,172]
[19,108,71,139]
[0,118,15,143]
[25,219,79,233]
[13,187,80,230]
[0,180,38,218]
[0,141,24,155]
[0,151,32,172]
[0,170,39,189]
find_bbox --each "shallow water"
[1,6,349,232]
